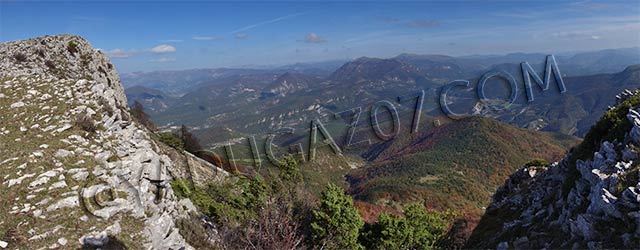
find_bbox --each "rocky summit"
[467,90,640,249]
[0,34,227,249]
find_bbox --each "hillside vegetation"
[466,90,640,249]
[348,116,579,216]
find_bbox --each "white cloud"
[150,45,176,54]
[105,48,137,58]
[303,32,327,43]
[235,33,248,39]
[104,44,177,59]
[149,57,176,63]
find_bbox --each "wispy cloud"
[235,33,248,39]
[569,0,611,11]
[229,12,307,34]
[405,20,440,28]
[548,30,603,40]
[149,57,176,63]
[150,45,176,54]
[493,1,615,20]
[396,14,640,55]
[527,15,640,42]
[301,32,326,43]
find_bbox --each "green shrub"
[130,101,157,131]
[4,228,26,245]
[170,177,266,227]
[175,216,217,249]
[177,125,202,154]
[67,41,78,54]
[45,60,56,70]
[278,155,302,184]
[524,158,549,167]
[159,132,184,151]
[36,48,45,58]
[310,183,364,250]
[81,53,92,66]
[403,203,451,249]
[362,213,411,249]
[13,53,27,63]
[74,114,96,134]
[107,154,119,162]
[564,93,640,196]
[242,196,305,249]
[575,93,640,160]
[361,203,451,250]
[170,179,191,198]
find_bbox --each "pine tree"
[177,125,202,154]
[310,183,364,250]
[404,203,448,249]
[130,101,157,131]
[278,156,302,185]
[361,202,450,250]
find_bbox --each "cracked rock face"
[467,90,640,249]
[0,34,227,249]
[628,109,640,144]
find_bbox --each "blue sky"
[1,1,639,73]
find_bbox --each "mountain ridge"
[0,34,227,249]
[348,115,579,213]
[130,48,640,147]
[466,90,640,249]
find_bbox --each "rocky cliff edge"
[467,90,640,249]
[0,34,227,249]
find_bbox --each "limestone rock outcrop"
[467,90,640,249]
[0,34,227,249]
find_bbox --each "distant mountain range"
[122,47,639,96]
[122,47,639,145]
[121,68,271,96]
[120,47,640,246]
[446,64,640,137]
[125,85,176,113]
